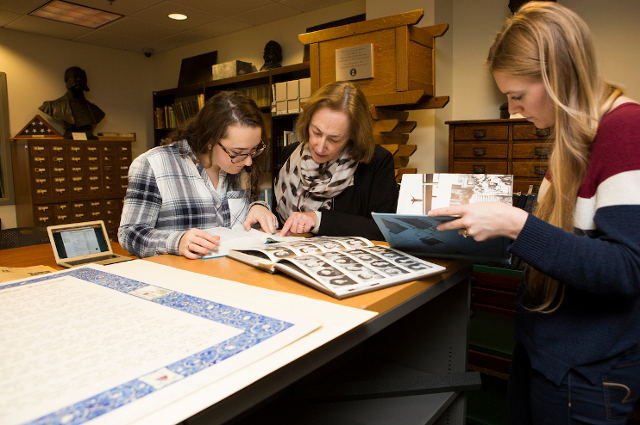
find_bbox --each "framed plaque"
[335,44,374,81]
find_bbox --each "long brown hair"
[486,2,623,311]
[295,81,375,163]
[169,91,267,200]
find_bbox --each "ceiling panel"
[100,17,177,42]
[192,18,253,38]
[5,15,92,40]
[0,10,21,27]
[173,0,273,18]
[233,3,301,26]
[74,29,146,52]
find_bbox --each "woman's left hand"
[428,202,528,241]
[243,204,278,234]
[280,211,318,236]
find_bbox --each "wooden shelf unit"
[152,62,311,179]
[10,137,133,239]
[447,118,552,194]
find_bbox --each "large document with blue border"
[0,262,375,425]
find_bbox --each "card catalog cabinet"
[446,119,552,194]
[10,138,132,239]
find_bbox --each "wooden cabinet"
[447,119,552,194]
[153,62,311,179]
[10,137,132,239]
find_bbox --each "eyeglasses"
[217,139,266,164]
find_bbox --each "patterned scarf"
[275,143,357,222]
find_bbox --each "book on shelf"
[275,130,298,168]
[154,94,204,130]
[238,85,270,108]
[226,236,446,299]
[373,173,515,265]
[259,187,273,210]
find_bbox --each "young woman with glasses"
[119,91,277,259]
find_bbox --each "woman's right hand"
[428,202,528,241]
[179,228,220,259]
[279,211,318,236]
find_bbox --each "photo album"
[226,236,446,299]
[373,173,514,265]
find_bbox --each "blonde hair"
[295,81,375,163]
[486,2,623,311]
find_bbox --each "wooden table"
[145,251,473,424]
[1,243,473,424]
[0,241,134,270]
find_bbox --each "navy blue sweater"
[509,103,640,385]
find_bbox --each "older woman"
[275,81,398,240]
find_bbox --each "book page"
[202,227,304,258]
[397,173,513,214]
[279,245,444,294]
[231,236,373,263]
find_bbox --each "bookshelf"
[152,62,311,185]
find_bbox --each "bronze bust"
[260,40,282,71]
[39,66,105,139]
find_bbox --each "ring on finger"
[187,242,191,251]
[463,229,469,238]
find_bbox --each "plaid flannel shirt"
[118,140,267,258]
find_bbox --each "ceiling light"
[168,13,187,21]
[30,0,122,29]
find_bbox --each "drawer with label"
[513,125,551,140]
[454,125,509,141]
[453,142,509,159]
[512,160,548,178]
[451,160,509,175]
[512,143,552,159]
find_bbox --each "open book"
[373,174,514,265]
[227,236,446,299]
[202,227,304,258]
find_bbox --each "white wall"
[449,0,640,122]
[0,28,154,228]
[562,0,640,100]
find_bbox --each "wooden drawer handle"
[473,165,486,174]
[472,129,486,138]
[473,148,487,156]
[536,128,551,137]
[534,147,550,157]
[534,166,548,176]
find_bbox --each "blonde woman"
[275,81,398,239]
[428,3,640,423]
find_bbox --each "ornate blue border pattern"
[4,267,293,425]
